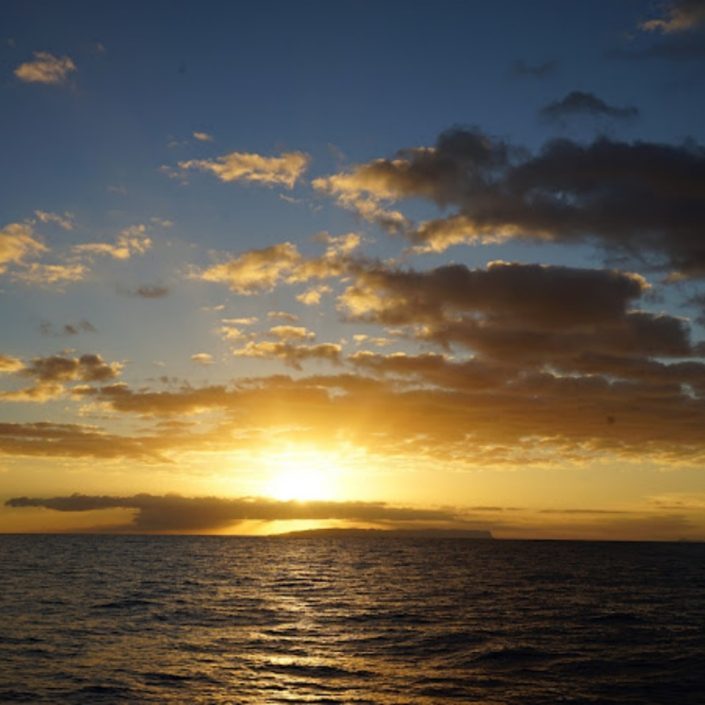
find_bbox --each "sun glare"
[263,446,341,501]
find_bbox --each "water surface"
[1,536,704,703]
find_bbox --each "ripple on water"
[1,536,705,705]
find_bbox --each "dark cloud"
[77,383,234,416]
[318,127,705,275]
[39,320,96,336]
[4,495,702,540]
[21,353,121,383]
[0,422,163,460]
[118,284,170,299]
[5,493,461,532]
[511,59,558,77]
[341,261,649,328]
[540,91,639,121]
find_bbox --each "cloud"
[611,1,705,60]
[80,383,234,416]
[0,355,23,373]
[268,311,299,322]
[119,284,170,299]
[192,131,214,142]
[74,225,152,260]
[39,320,96,336]
[352,334,392,347]
[640,0,705,33]
[0,222,46,273]
[177,150,310,188]
[340,260,648,327]
[199,242,302,294]
[222,316,258,325]
[21,353,122,383]
[511,59,558,77]
[13,262,87,286]
[4,493,461,532]
[14,52,76,85]
[191,353,214,365]
[268,325,316,341]
[317,128,705,275]
[0,422,163,460]
[0,352,123,403]
[50,358,705,466]
[232,341,342,370]
[297,284,332,305]
[540,91,639,121]
[34,211,75,230]
[337,260,701,388]
[197,235,359,294]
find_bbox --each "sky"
[2,0,705,539]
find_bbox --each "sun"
[263,445,341,501]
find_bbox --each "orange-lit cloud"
[74,224,152,260]
[640,0,705,33]
[0,222,46,273]
[178,150,309,188]
[191,353,214,365]
[196,234,361,294]
[13,262,88,286]
[232,341,342,369]
[14,52,76,85]
[1,353,123,402]
[0,355,24,373]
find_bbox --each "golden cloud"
[0,223,46,273]
[178,150,309,188]
[14,52,76,85]
[74,225,152,260]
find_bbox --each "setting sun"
[263,446,341,501]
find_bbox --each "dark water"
[1,536,704,704]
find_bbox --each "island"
[277,527,493,539]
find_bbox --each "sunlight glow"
[263,446,341,501]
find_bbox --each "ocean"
[1,535,704,704]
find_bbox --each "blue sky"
[2,0,705,538]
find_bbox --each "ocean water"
[1,536,704,704]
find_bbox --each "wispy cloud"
[13,262,87,286]
[34,210,75,230]
[74,224,152,260]
[117,284,170,299]
[191,353,215,365]
[177,150,310,188]
[39,320,96,336]
[511,58,558,77]
[14,52,76,85]
[540,91,639,121]
[196,234,361,294]
[0,223,46,274]
[640,0,705,33]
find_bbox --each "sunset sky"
[2,0,705,539]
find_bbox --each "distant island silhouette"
[278,527,493,539]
